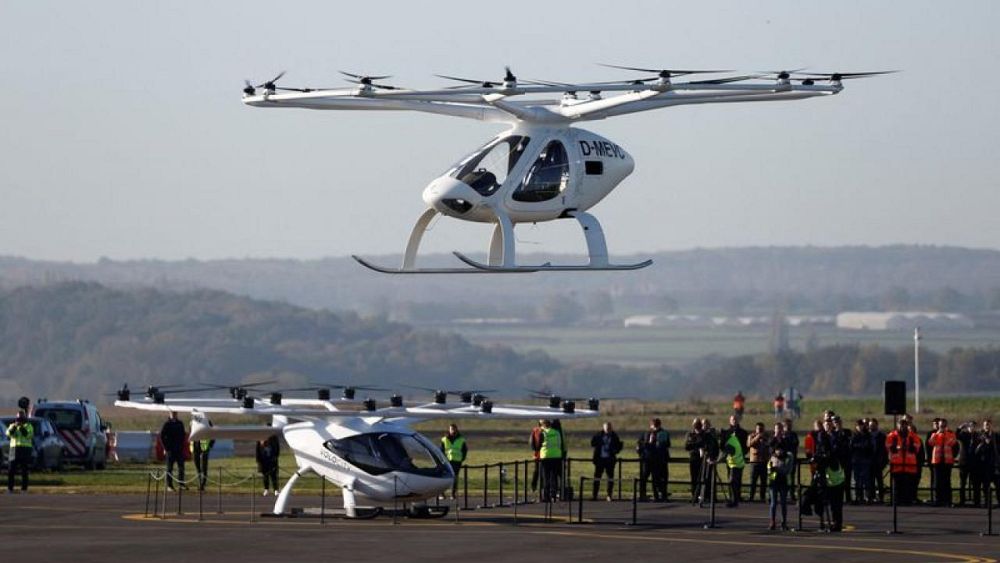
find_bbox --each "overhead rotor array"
[115,380,608,414]
[240,64,895,98]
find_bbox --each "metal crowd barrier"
[137,457,999,536]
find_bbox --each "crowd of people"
[142,404,1000,534]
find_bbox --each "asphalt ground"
[1,492,999,563]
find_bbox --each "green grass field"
[447,324,1000,366]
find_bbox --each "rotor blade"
[685,74,761,85]
[256,70,286,88]
[598,63,731,76]
[339,70,392,81]
[799,70,898,79]
[434,74,494,86]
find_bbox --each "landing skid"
[354,208,652,274]
[352,255,514,274]
[453,252,652,272]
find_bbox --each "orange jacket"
[886,430,922,474]
[927,430,958,465]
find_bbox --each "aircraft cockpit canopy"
[450,135,531,197]
[324,432,450,477]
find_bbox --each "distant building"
[836,311,974,330]
[623,314,834,329]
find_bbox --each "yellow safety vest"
[826,464,846,487]
[540,428,563,459]
[7,421,34,448]
[725,433,745,469]
[190,440,212,454]
[441,435,466,462]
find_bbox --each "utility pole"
[914,326,921,414]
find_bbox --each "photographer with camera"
[886,417,922,506]
[927,418,958,507]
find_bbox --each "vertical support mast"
[913,326,921,414]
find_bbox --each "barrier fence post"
[567,473,573,523]
[463,465,470,510]
[217,467,223,514]
[514,461,521,506]
[524,460,530,503]
[795,461,803,532]
[144,473,152,518]
[704,462,718,529]
[250,472,255,525]
[198,485,204,522]
[499,462,505,506]
[320,477,326,525]
[483,465,489,508]
[393,475,399,525]
[887,474,899,535]
[161,473,168,519]
[151,473,159,519]
[631,478,638,526]
[178,483,183,515]
[578,476,584,523]
[984,478,995,537]
[617,459,623,500]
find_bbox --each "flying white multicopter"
[242,66,890,273]
[115,384,596,517]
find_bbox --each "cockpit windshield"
[451,135,531,196]
[324,432,450,477]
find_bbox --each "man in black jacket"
[869,418,888,503]
[590,422,623,501]
[850,419,875,504]
[159,411,187,491]
[684,419,705,503]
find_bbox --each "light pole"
[914,326,921,414]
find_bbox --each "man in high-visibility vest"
[886,417,922,505]
[440,424,467,499]
[6,410,34,493]
[824,459,846,532]
[928,418,958,507]
[190,437,216,492]
[723,426,745,507]
[539,419,564,502]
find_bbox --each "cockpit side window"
[512,140,569,203]
[453,136,531,196]
[324,433,449,477]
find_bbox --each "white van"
[32,400,109,470]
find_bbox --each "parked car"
[33,400,108,469]
[0,416,65,470]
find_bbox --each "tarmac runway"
[1,493,999,563]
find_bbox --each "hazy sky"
[1,1,998,262]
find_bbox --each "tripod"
[697,457,730,508]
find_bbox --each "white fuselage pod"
[282,419,454,504]
[422,126,634,224]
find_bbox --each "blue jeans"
[769,483,788,524]
[852,461,873,502]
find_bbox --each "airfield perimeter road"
[1,494,999,563]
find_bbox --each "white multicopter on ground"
[242,66,891,273]
[115,385,595,517]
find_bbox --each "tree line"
[0,283,997,404]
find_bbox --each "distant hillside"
[2,246,999,317]
[0,282,680,403]
[1,283,996,404]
